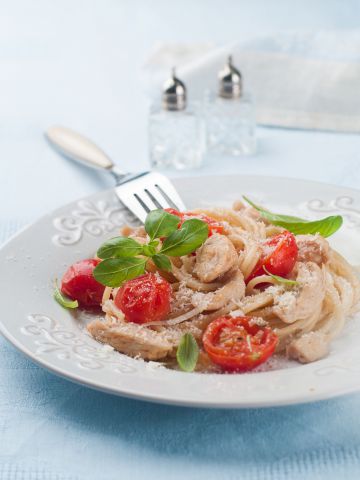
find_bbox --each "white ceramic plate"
[2,175,360,408]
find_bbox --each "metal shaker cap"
[218,55,243,99]
[162,68,187,111]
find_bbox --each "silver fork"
[45,126,186,222]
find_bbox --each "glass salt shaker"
[149,68,206,170]
[205,56,256,156]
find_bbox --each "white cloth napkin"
[144,32,360,133]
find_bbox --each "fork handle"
[45,126,126,181]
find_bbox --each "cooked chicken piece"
[88,317,173,360]
[296,234,331,265]
[194,234,238,283]
[88,309,205,361]
[273,262,326,324]
[192,270,245,311]
[286,331,329,363]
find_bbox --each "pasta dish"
[55,199,360,373]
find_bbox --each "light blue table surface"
[2,1,360,479]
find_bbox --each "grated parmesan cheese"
[248,316,268,327]
[274,290,297,310]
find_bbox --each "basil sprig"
[243,196,343,237]
[176,333,199,372]
[263,267,298,286]
[54,281,78,309]
[93,209,208,287]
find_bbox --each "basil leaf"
[54,283,78,309]
[263,267,298,286]
[243,196,343,237]
[145,209,180,240]
[277,216,343,237]
[176,333,199,372]
[93,258,146,287]
[97,236,143,259]
[142,244,157,257]
[161,218,208,256]
[148,239,160,248]
[152,253,172,271]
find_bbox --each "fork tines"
[115,172,186,222]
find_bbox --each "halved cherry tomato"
[61,258,105,308]
[203,316,278,372]
[165,208,224,236]
[114,273,171,324]
[246,230,298,283]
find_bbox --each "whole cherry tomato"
[114,273,171,324]
[61,259,105,308]
[203,316,278,372]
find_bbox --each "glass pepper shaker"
[205,56,256,156]
[149,68,206,170]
